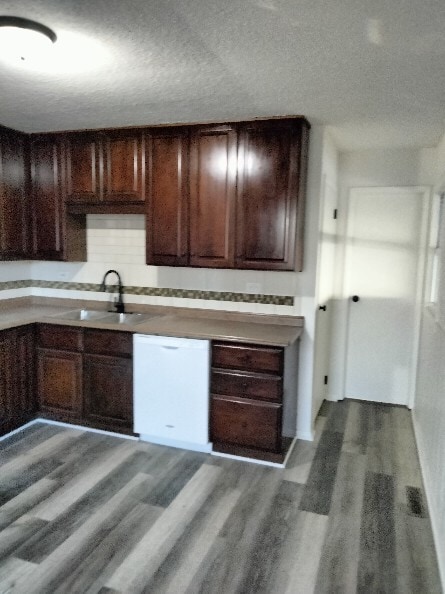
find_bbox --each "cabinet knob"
[352,295,360,303]
[319,305,327,311]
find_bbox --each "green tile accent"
[0,279,294,306]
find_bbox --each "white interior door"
[344,188,426,405]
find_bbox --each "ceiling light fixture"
[0,15,56,62]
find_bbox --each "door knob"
[352,295,360,302]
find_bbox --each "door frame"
[339,186,431,409]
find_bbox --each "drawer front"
[37,324,83,352]
[84,329,132,357]
[212,369,282,402]
[210,395,281,452]
[212,342,283,374]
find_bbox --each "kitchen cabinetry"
[210,340,298,463]
[0,325,36,436]
[35,324,133,434]
[145,128,189,266]
[83,329,133,432]
[235,119,309,271]
[65,130,145,213]
[0,126,29,260]
[189,124,237,268]
[37,325,83,420]
[30,135,87,261]
[145,117,309,271]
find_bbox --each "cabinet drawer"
[210,395,281,452]
[212,342,283,374]
[37,324,83,352]
[84,329,132,357]
[211,369,282,402]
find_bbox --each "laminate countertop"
[0,302,303,347]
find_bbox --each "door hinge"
[324,375,328,385]
[333,209,338,220]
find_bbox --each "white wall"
[413,133,445,586]
[329,147,432,401]
[311,130,339,422]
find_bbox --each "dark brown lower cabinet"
[83,329,133,432]
[35,324,133,434]
[0,325,36,437]
[37,348,83,420]
[210,340,298,463]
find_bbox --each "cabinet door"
[37,348,83,418]
[210,395,281,452]
[0,130,28,259]
[236,119,307,271]
[16,326,36,420]
[189,125,237,268]
[103,131,145,202]
[0,329,17,434]
[146,129,189,265]
[30,136,65,260]
[65,133,101,202]
[83,354,133,430]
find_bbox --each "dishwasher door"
[133,334,211,452]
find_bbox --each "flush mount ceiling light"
[0,15,56,63]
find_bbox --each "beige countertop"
[0,300,303,347]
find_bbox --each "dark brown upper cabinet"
[0,126,29,260]
[30,134,86,262]
[146,118,309,271]
[65,130,145,213]
[146,128,189,266]
[235,119,309,271]
[189,124,237,268]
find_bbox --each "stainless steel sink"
[100,312,157,325]
[56,309,110,321]
[54,309,157,325]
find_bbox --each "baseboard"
[138,434,212,453]
[412,414,445,591]
[34,418,139,441]
[0,419,39,442]
[296,429,314,441]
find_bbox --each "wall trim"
[0,279,294,306]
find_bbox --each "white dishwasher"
[133,334,211,453]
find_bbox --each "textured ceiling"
[1,0,445,149]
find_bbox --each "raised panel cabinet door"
[30,136,64,260]
[37,348,83,418]
[103,131,145,202]
[210,395,282,452]
[0,329,17,433]
[65,133,100,201]
[236,119,308,271]
[146,129,189,265]
[0,130,28,259]
[15,326,36,420]
[83,354,133,428]
[189,125,237,268]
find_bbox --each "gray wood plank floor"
[0,400,441,594]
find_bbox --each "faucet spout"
[100,269,125,313]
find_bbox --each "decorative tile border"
[0,280,294,306]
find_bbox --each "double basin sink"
[55,309,158,326]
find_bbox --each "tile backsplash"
[1,215,300,315]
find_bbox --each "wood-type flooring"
[0,400,442,593]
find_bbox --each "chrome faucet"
[100,270,125,313]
